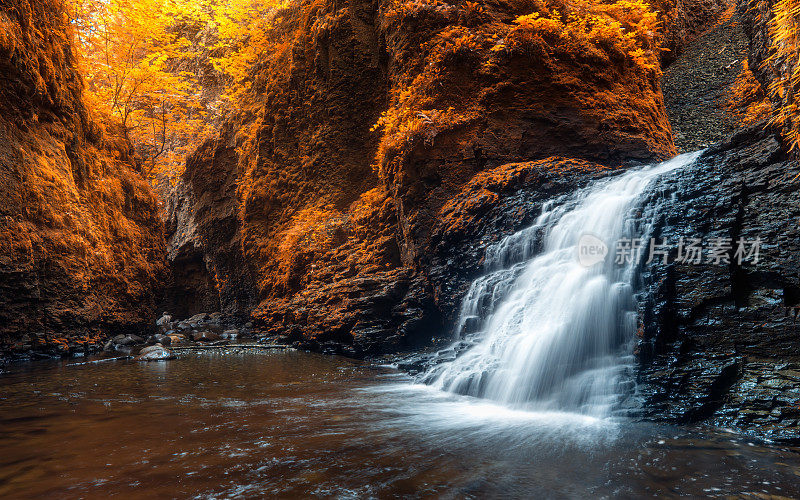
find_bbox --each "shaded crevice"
[161,250,220,320]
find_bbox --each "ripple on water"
[0,349,798,498]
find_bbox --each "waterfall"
[420,152,701,417]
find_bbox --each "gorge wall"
[636,124,800,443]
[162,0,800,440]
[630,0,800,443]
[0,0,166,358]
[0,0,796,443]
[167,0,680,354]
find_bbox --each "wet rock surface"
[163,0,677,356]
[134,344,175,361]
[155,311,252,343]
[714,362,800,442]
[147,332,173,346]
[636,124,800,442]
[426,158,623,328]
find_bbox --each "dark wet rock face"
[162,123,258,320]
[426,158,622,329]
[255,268,439,356]
[714,362,800,440]
[162,178,222,319]
[636,125,800,442]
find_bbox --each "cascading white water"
[422,152,702,417]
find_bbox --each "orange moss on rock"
[724,60,772,125]
[741,0,800,153]
[173,0,679,353]
[375,0,675,179]
[0,0,166,356]
[764,0,799,150]
[372,0,675,273]
[226,0,388,303]
[437,157,614,237]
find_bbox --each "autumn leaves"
[68,0,286,182]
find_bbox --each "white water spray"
[422,152,701,417]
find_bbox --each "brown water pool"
[1,348,799,498]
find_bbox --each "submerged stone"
[135,344,175,361]
[192,330,221,342]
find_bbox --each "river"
[1,348,799,498]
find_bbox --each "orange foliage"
[209,0,290,100]
[276,205,342,275]
[68,0,213,181]
[67,0,287,182]
[765,0,800,150]
[372,0,668,178]
[739,0,800,151]
[270,193,390,294]
[510,0,661,71]
[67,0,671,186]
[724,60,772,126]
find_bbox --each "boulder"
[135,344,175,361]
[113,334,144,347]
[221,329,239,340]
[146,334,172,346]
[156,314,172,326]
[191,330,221,342]
[187,313,209,324]
[168,334,186,345]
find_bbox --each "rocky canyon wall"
[635,125,799,443]
[166,0,680,354]
[0,0,166,358]
[630,0,800,443]
[740,0,799,152]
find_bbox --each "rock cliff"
[740,0,799,153]
[0,0,166,358]
[166,0,677,354]
[636,124,799,442]
[656,0,732,65]
[633,0,800,442]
